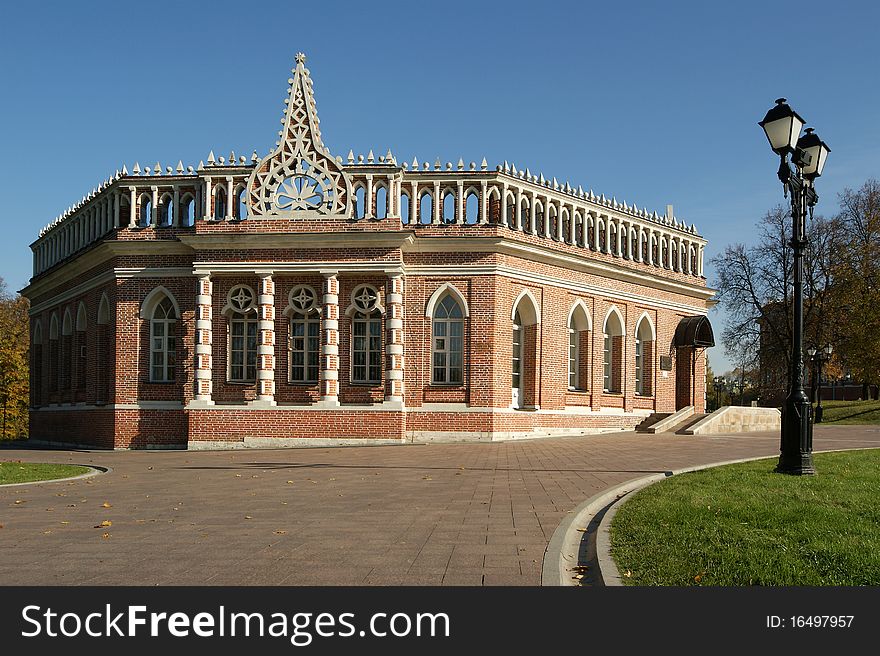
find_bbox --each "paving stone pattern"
[1,426,877,586]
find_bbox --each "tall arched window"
[150,297,177,382]
[214,187,227,220]
[181,194,195,226]
[635,315,655,396]
[375,185,388,219]
[432,294,464,384]
[400,192,411,224]
[354,186,366,219]
[140,195,152,227]
[512,309,523,402]
[603,308,624,393]
[226,285,257,382]
[159,194,173,226]
[568,303,591,391]
[465,191,479,224]
[442,191,456,223]
[287,286,320,384]
[235,186,248,220]
[350,285,383,384]
[419,192,432,224]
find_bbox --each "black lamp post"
[713,376,724,411]
[807,344,833,423]
[759,98,830,475]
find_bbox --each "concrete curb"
[0,464,110,488]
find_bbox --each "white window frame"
[431,295,464,385]
[149,300,176,383]
[351,311,382,384]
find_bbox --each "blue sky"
[1,0,878,372]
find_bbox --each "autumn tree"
[828,180,880,397]
[0,278,30,438]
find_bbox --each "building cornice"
[177,231,415,251]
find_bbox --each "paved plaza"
[1,425,877,586]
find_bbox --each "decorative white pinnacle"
[412,157,418,169]
[133,162,141,175]
[469,162,476,170]
[367,150,374,163]
[446,162,452,171]
[251,151,259,163]
[457,158,464,171]
[198,161,204,170]
[357,154,364,163]
[207,151,216,165]
[539,173,545,185]
[401,162,408,170]
[434,158,441,170]
[480,158,487,171]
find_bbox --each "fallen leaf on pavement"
[244,515,253,520]
[286,481,294,484]
[102,533,110,539]
[102,502,112,508]
[95,520,112,528]
[14,500,24,504]
[274,530,287,535]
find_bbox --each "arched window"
[603,308,624,393]
[75,303,88,392]
[350,285,382,384]
[419,191,432,224]
[432,294,464,384]
[520,198,531,233]
[159,194,173,226]
[443,191,455,223]
[214,187,227,220]
[512,309,523,402]
[535,202,545,237]
[400,192,411,224]
[465,191,479,224]
[375,185,388,219]
[140,195,152,227]
[49,314,59,394]
[226,285,257,382]
[31,321,43,407]
[235,186,248,220]
[511,290,540,409]
[180,194,195,226]
[354,186,366,219]
[568,303,591,391]
[506,195,516,229]
[635,315,655,396]
[287,286,321,384]
[150,297,177,382]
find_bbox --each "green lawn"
[817,399,880,424]
[0,461,90,485]
[610,449,880,586]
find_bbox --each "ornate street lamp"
[759,98,830,475]
[808,344,834,423]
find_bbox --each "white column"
[366,174,374,219]
[205,177,213,220]
[479,181,488,225]
[151,186,158,226]
[128,187,137,228]
[385,275,405,404]
[255,274,276,404]
[432,181,441,224]
[113,191,120,229]
[320,274,340,406]
[172,186,180,227]
[411,181,419,223]
[226,177,234,220]
[515,187,523,231]
[500,184,508,227]
[568,205,577,244]
[194,275,213,404]
[456,181,464,225]
[529,194,538,236]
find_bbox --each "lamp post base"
[777,394,816,475]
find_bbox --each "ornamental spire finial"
[295,52,306,65]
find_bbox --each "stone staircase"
[635,406,695,434]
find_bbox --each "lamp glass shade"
[759,99,804,154]
[823,344,834,356]
[807,347,817,357]
[797,128,831,179]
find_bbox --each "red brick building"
[23,54,714,449]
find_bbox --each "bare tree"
[711,206,836,404]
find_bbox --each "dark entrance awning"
[673,315,715,348]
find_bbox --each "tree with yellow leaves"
[0,277,30,438]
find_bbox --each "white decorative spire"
[246,52,351,215]
[207,151,216,165]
